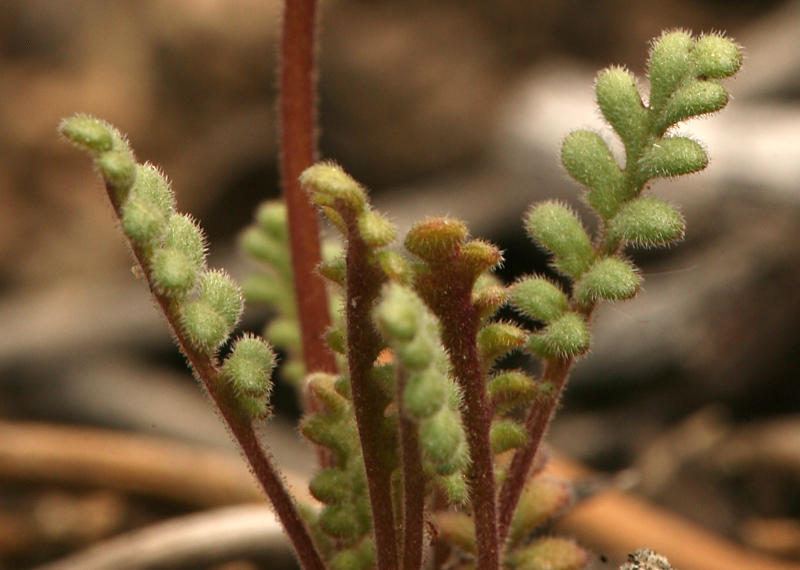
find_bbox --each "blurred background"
[1,0,799,568]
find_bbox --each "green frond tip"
[97,149,137,197]
[437,472,468,505]
[595,68,647,148]
[488,371,538,411]
[609,197,685,246]
[151,214,206,297]
[222,335,276,420]
[420,408,468,476]
[182,298,231,353]
[507,537,589,570]
[645,31,742,132]
[309,468,351,505]
[510,277,569,324]
[300,414,354,463]
[490,420,527,454]
[561,130,627,220]
[525,201,595,278]
[692,34,743,79]
[574,257,640,304]
[319,504,361,539]
[200,270,243,326]
[265,316,301,350]
[59,115,114,153]
[255,201,288,241]
[648,30,694,111]
[240,227,290,270]
[473,284,508,322]
[397,332,435,371]
[404,368,447,419]
[121,165,175,249]
[374,283,420,341]
[477,322,527,367]
[300,162,367,213]
[404,217,468,262]
[181,270,242,352]
[638,136,708,180]
[460,239,504,278]
[331,539,375,570]
[357,209,397,248]
[375,250,411,283]
[529,312,590,359]
[657,80,729,133]
[307,373,349,416]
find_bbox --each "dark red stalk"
[396,370,426,570]
[417,268,499,570]
[180,343,328,570]
[105,183,328,570]
[439,308,499,570]
[496,358,571,544]
[497,243,606,545]
[343,219,399,570]
[279,0,337,377]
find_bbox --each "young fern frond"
[60,27,742,570]
[59,115,328,570]
[301,163,402,570]
[375,283,470,502]
[497,30,743,544]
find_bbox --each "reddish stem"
[105,183,328,570]
[344,219,399,570]
[416,267,499,570]
[440,312,499,570]
[496,358,571,545]
[184,345,328,570]
[279,0,337,377]
[497,265,603,545]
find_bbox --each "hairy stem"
[397,370,426,570]
[442,322,499,570]
[105,183,328,570]
[499,209,614,543]
[191,355,327,570]
[496,357,571,544]
[427,277,499,570]
[279,0,337,377]
[344,222,399,570]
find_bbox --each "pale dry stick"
[3,421,795,570]
[32,505,290,570]
[0,420,310,508]
[548,455,800,570]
